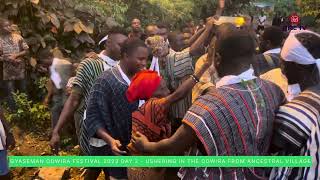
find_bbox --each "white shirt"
[216,68,257,88]
[49,58,72,89]
[287,84,302,101]
[259,15,267,25]
[98,51,118,68]
[263,48,281,55]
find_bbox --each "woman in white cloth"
[270,30,320,180]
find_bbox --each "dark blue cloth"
[85,145,127,179]
[84,67,139,151]
[254,53,281,75]
[0,150,9,176]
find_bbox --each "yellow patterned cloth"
[260,68,288,97]
[145,35,169,58]
[192,54,217,102]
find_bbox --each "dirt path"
[9,127,105,180]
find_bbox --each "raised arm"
[188,27,205,46]
[189,0,224,56]
[166,55,211,105]
[189,18,216,57]
[166,39,215,105]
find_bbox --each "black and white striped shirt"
[270,85,320,180]
[160,49,194,119]
[72,56,115,154]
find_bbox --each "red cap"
[126,70,162,103]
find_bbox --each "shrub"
[4,92,50,132]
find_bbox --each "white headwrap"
[98,35,109,45]
[281,30,320,101]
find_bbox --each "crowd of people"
[0,9,320,180]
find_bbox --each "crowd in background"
[0,7,320,180]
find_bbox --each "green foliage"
[73,0,128,24]
[272,0,299,16]
[0,0,122,61]
[301,0,320,16]
[4,92,50,131]
[35,76,49,100]
[1,0,254,60]
[125,0,251,28]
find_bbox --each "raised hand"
[204,37,216,67]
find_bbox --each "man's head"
[131,18,141,32]
[145,35,169,58]
[0,18,12,34]
[156,23,169,41]
[215,23,237,40]
[182,32,192,48]
[215,30,256,77]
[280,31,320,90]
[168,32,185,52]
[204,23,237,55]
[120,38,149,76]
[145,25,159,38]
[38,48,54,67]
[105,27,128,60]
[259,26,284,53]
[181,25,192,34]
[126,70,170,102]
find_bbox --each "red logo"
[289,13,300,25]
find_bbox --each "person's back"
[179,29,286,179]
[255,26,288,96]
[180,78,285,179]
[131,29,286,180]
[50,57,72,90]
[255,26,284,75]
[49,57,72,129]
[72,56,106,108]
[255,53,288,96]
[255,53,281,75]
